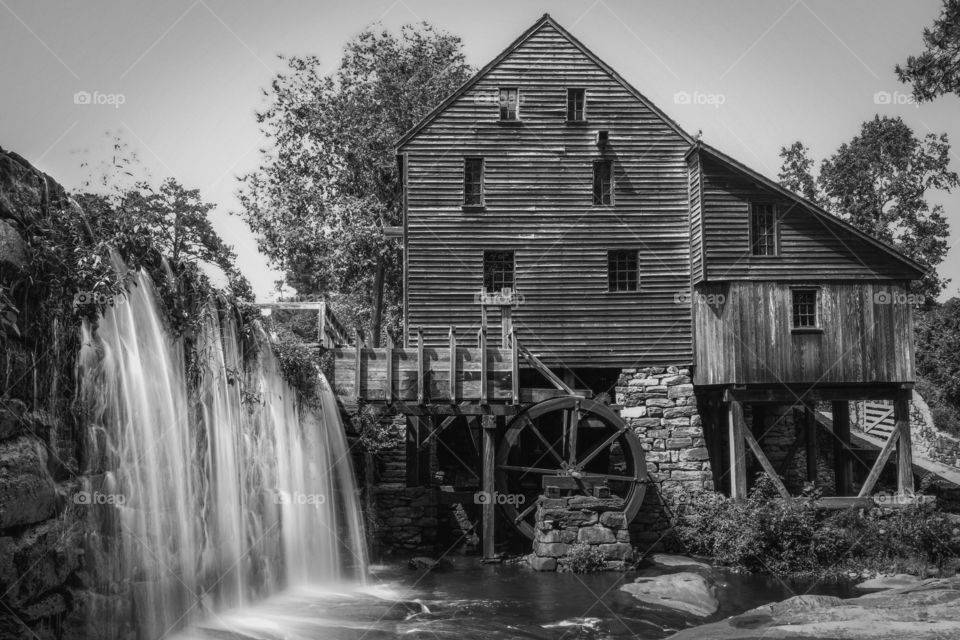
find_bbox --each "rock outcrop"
[620,571,719,617]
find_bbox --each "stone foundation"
[616,366,713,550]
[530,496,633,571]
[371,485,438,554]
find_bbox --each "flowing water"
[77,265,367,638]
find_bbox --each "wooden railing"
[255,300,349,349]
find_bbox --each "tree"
[237,23,473,340]
[777,141,820,204]
[778,116,957,300]
[896,0,960,103]
[915,298,960,436]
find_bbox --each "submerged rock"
[666,576,960,639]
[620,571,719,617]
[855,573,923,591]
[408,556,445,571]
[648,554,712,570]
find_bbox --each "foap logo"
[472,90,529,106]
[873,490,934,507]
[274,490,326,506]
[473,288,525,306]
[673,290,726,309]
[873,290,925,306]
[673,90,726,109]
[74,491,126,505]
[73,90,126,109]
[873,90,918,108]
[73,291,127,309]
[474,491,526,505]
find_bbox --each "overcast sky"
[2,0,957,300]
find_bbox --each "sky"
[2,0,958,301]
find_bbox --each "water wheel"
[494,396,646,539]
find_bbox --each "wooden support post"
[510,331,519,405]
[448,326,457,402]
[371,263,384,347]
[481,414,496,560]
[318,302,327,348]
[895,391,914,494]
[384,333,394,404]
[353,330,362,400]
[501,305,512,349]
[805,405,818,483]
[479,327,488,405]
[728,398,747,500]
[832,400,852,495]
[857,424,900,498]
[416,327,425,405]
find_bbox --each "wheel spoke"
[576,427,626,471]
[526,419,564,465]
[580,471,641,484]
[499,464,561,475]
[513,496,541,523]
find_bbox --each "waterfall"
[77,266,366,639]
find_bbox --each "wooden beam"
[895,391,914,494]
[416,327,425,405]
[728,398,747,500]
[510,331,519,405]
[517,343,577,395]
[857,424,901,498]
[479,327,488,405]
[501,306,513,348]
[805,406,818,483]
[384,333,394,404]
[418,414,459,450]
[832,401,852,495]
[742,427,790,498]
[725,384,913,404]
[448,326,457,402]
[481,414,496,560]
[353,332,362,401]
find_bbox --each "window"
[608,250,638,292]
[483,251,514,293]
[464,158,484,206]
[567,88,585,121]
[593,160,612,205]
[499,87,519,120]
[791,288,819,329]
[750,203,777,256]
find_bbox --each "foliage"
[267,321,324,404]
[236,22,473,342]
[778,116,957,301]
[563,542,608,574]
[896,0,960,103]
[351,405,404,453]
[674,478,960,578]
[915,300,960,437]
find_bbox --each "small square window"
[593,160,612,205]
[499,88,519,121]
[791,289,818,329]
[567,88,585,121]
[608,250,638,292]
[464,158,484,206]
[483,250,514,293]
[751,204,777,256]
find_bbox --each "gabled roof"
[690,140,928,278]
[395,13,694,151]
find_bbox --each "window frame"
[498,87,520,121]
[607,249,639,293]
[749,203,779,257]
[482,250,516,294]
[566,88,586,122]
[593,159,613,206]
[463,157,485,209]
[790,286,821,332]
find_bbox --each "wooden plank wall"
[401,23,693,368]
[332,346,515,402]
[698,156,919,282]
[693,281,915,386]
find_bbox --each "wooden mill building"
[331,14,927,557]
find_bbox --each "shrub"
[563,543,607,574]
[674,479,960,578]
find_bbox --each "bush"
[674,478,960,578]
[563,543,607,574]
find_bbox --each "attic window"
[567,88,585,121]
[499,88,519,121]
[463,158,484,207]
[750,203,777,256]
[593,160,612,205]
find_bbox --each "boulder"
[0,436,57,529]
[648,553,711,570]
[407,556,445,571]
[527,555,557,572]
[0,219,26,267]
[855,573,923,591]
[621,571,719,617]
[665,577,960,639]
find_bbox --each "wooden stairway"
[861,401,896,440]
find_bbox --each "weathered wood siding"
[698,156,919,282]
[401,23,693,368]
[693,281,915,386]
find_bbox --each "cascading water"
[77,264,366,639]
